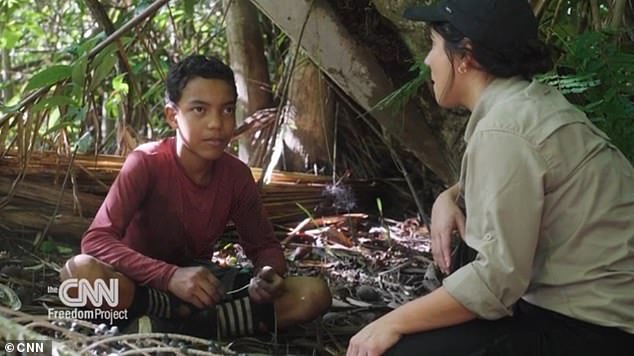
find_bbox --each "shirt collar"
[464,76,528,143]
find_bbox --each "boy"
[61,55,331,337]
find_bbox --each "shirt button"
[484,233,493,241]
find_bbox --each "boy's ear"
[164,103,179,130]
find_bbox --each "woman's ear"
[457,54,480,75]
[164,103,179,130]
[456,42,478,74]
[461,42,483,73]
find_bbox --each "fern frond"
[371,61,429,114]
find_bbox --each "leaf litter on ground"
[0,214,441,355]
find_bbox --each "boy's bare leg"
[61,254,332,329]
[60,254,136,310]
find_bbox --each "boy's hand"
[168,266,224,308]
[248,266,283,303]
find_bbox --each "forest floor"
[0,214,437,355]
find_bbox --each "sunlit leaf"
[376,197,383,216]
[0,28,20,49]
[112,73,129,94]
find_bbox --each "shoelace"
[225,283,249,295]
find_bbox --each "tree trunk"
[251,0,458,184]
[610,0,627,30]
[282,54,334,172]
[0,49,11,102]
[223,0,274,163]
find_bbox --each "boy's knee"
[59,254,135,309]
[302,278,332,315]
[60,254,109,282]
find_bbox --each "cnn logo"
[59,278,119,307]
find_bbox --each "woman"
[346,1,634,355]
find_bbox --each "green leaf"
[89,55,117,91]
[91,43,117,69]
[32,95,77,112]
[43,119,75,136]
[56,245,75,255]
[372,62,429,113]
[43,106,87,136]
[72,56,88,90]
[25,65,72,92]
[184,0,197,17]
[39,240,58,254]
[77,35,102,56]
[141,81,163,101]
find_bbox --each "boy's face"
[165,77,236,162]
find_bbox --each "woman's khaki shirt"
[443,77,634,334]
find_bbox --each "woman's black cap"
[403,0,538,48]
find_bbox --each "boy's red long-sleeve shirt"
[81,138,286,291]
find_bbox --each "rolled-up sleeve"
[444,130,547,319]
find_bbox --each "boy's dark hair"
[432,22,553,80]
[165,55,237,104]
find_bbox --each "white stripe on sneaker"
[242,297,254,335]
[215,296,257,337]
[147,289,156,316]
[225,301,237,336]
[217,304,228,337]
[234,299,245,335]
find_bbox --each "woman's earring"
[458,65,467,74]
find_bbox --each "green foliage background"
[0,0,632,162]
[0,0,231,154]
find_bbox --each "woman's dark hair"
[165,54,237,104]
[431,22,553,80]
